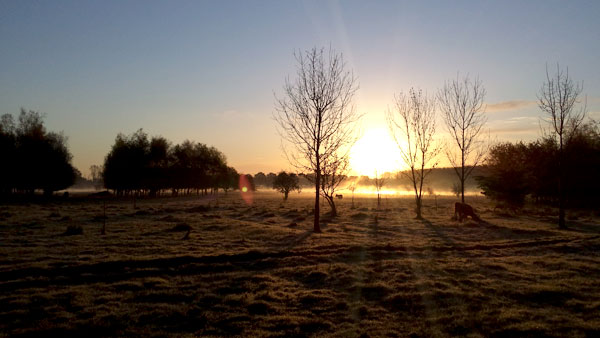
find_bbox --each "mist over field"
[2,1,600,337]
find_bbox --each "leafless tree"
[374,170,385,208]
[347,181,357,209]
[274,47,359,232]
[320,154,349,217]
[387,88,439,219]
[538,64,586,229]
[438,75,487,203]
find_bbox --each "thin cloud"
[486,100,537,112]
[489,116,540,135]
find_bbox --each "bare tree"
[274,47,359,232]
[373,170,385,208]
[538,64,586,229]
[347,181,357,209]
[438,75,487,203]
[320,154,349,216]
[387,88,439,219]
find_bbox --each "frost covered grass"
[1,192,599,337]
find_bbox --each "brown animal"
[454,202,482,222]
[335,194,343,199]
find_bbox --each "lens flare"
[239,175,253,205]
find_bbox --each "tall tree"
[387,88,439,218]
[538,64,586,229]
[274,47,359,232]
[438,75,487,203]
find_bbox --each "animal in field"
[454,202,482,222]
[335,194,343,199]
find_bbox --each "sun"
[349,127,402,177]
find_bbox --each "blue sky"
[1,0,598,176]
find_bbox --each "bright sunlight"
[349,127,402,177]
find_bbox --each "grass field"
[1,191,599,337]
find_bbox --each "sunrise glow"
[349,127,402,177]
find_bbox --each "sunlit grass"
[0,192,598,336]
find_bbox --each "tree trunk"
[325,195,337,217]
[415,196,422,219]
[461,151,465,203]
[558,143,567,229]
[284,191,289,200]
[314,170,321,232]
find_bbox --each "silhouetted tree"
[273,171,300,200]
[275,47,360,232]
[347,181,357,208]
[244,174,256,191]
[266,172,277,187]
[387,88,439,218]
[0,114,16,194]
[103,130,230,196]
[538,64,587,229]
[477,142,531,209]
[320,154,349,216]
[374,170,386,208]
[0,109,75,195]
[563,122,600,207]
[219,166,239,193]
[89,165,104,190]
[438,75,487,203]
[103,129,149,195]
[253,172,267,187]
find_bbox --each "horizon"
[1,1,599,177]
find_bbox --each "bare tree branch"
[274,47,360,231]
[437,74,487,203]
[537,63,586,229]
[387,88,439,218]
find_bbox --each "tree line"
[102,129,252,196]
[0,109,76,196]
[478,122,600,210]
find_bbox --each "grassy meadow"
[1,191,599,337]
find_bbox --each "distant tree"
[273,171,300,200]
[347,181,357,208]
[274,46,360,232]
[0,109,76,195]
[476,142,531,209]
[319,154,349,216]
[103,129,149,195]
[538,64,587,229]
[266,172,277,187]
[388,88,439,218]
[89,165,104,190]
[438,75,487,203]
[451,182,461,198]
[244,174,256,191]
[219,166,239,193]
[254,172,267,187]
[374,170,386,208]
[0,114,17,194]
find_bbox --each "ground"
[1,191,599,337]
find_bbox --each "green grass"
[0,192,599,337]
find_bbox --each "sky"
[1,0,599,177]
